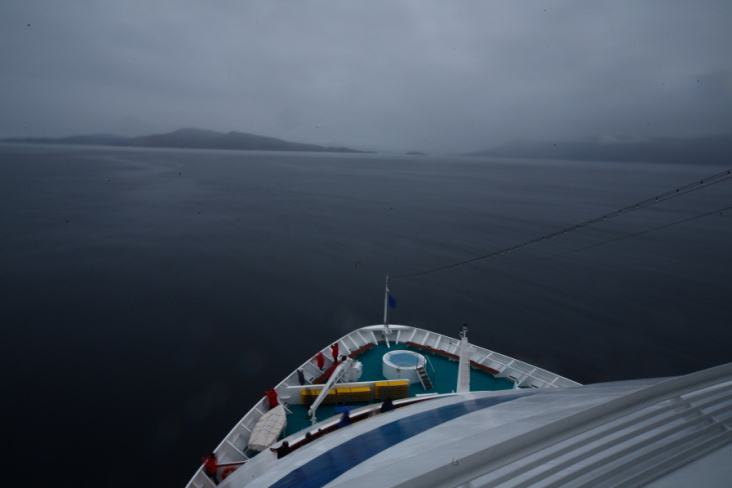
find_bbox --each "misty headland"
[2,128,368,154]
[4,128,732,165]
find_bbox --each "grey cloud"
[1,0,730,153]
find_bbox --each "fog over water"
[1,145,731,487]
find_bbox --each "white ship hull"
[187,325,732,487]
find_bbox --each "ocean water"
[1,144,730,487]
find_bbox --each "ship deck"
[282,342,514,437]
[224,363,732,488]
[185,325,581,488]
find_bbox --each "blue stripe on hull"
[271,392,534,488]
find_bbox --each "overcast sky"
[1,1,731,153]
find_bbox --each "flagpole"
[383,274,391,348]
[383,274,389,326]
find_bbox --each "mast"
[382,274,391,347]
[457,324,471,393]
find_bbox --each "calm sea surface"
[2,144,730,487]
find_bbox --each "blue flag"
[388,295,397,308]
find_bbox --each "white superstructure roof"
[220,362,732,488]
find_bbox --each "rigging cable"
[487,203,732,273]
[392,168,731,281]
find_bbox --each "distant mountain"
[123,128,224,148]
[465,134,732,165]
[2,128,367,153]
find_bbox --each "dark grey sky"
[2,1,731,153]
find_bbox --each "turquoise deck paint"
[280,342,515,438]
